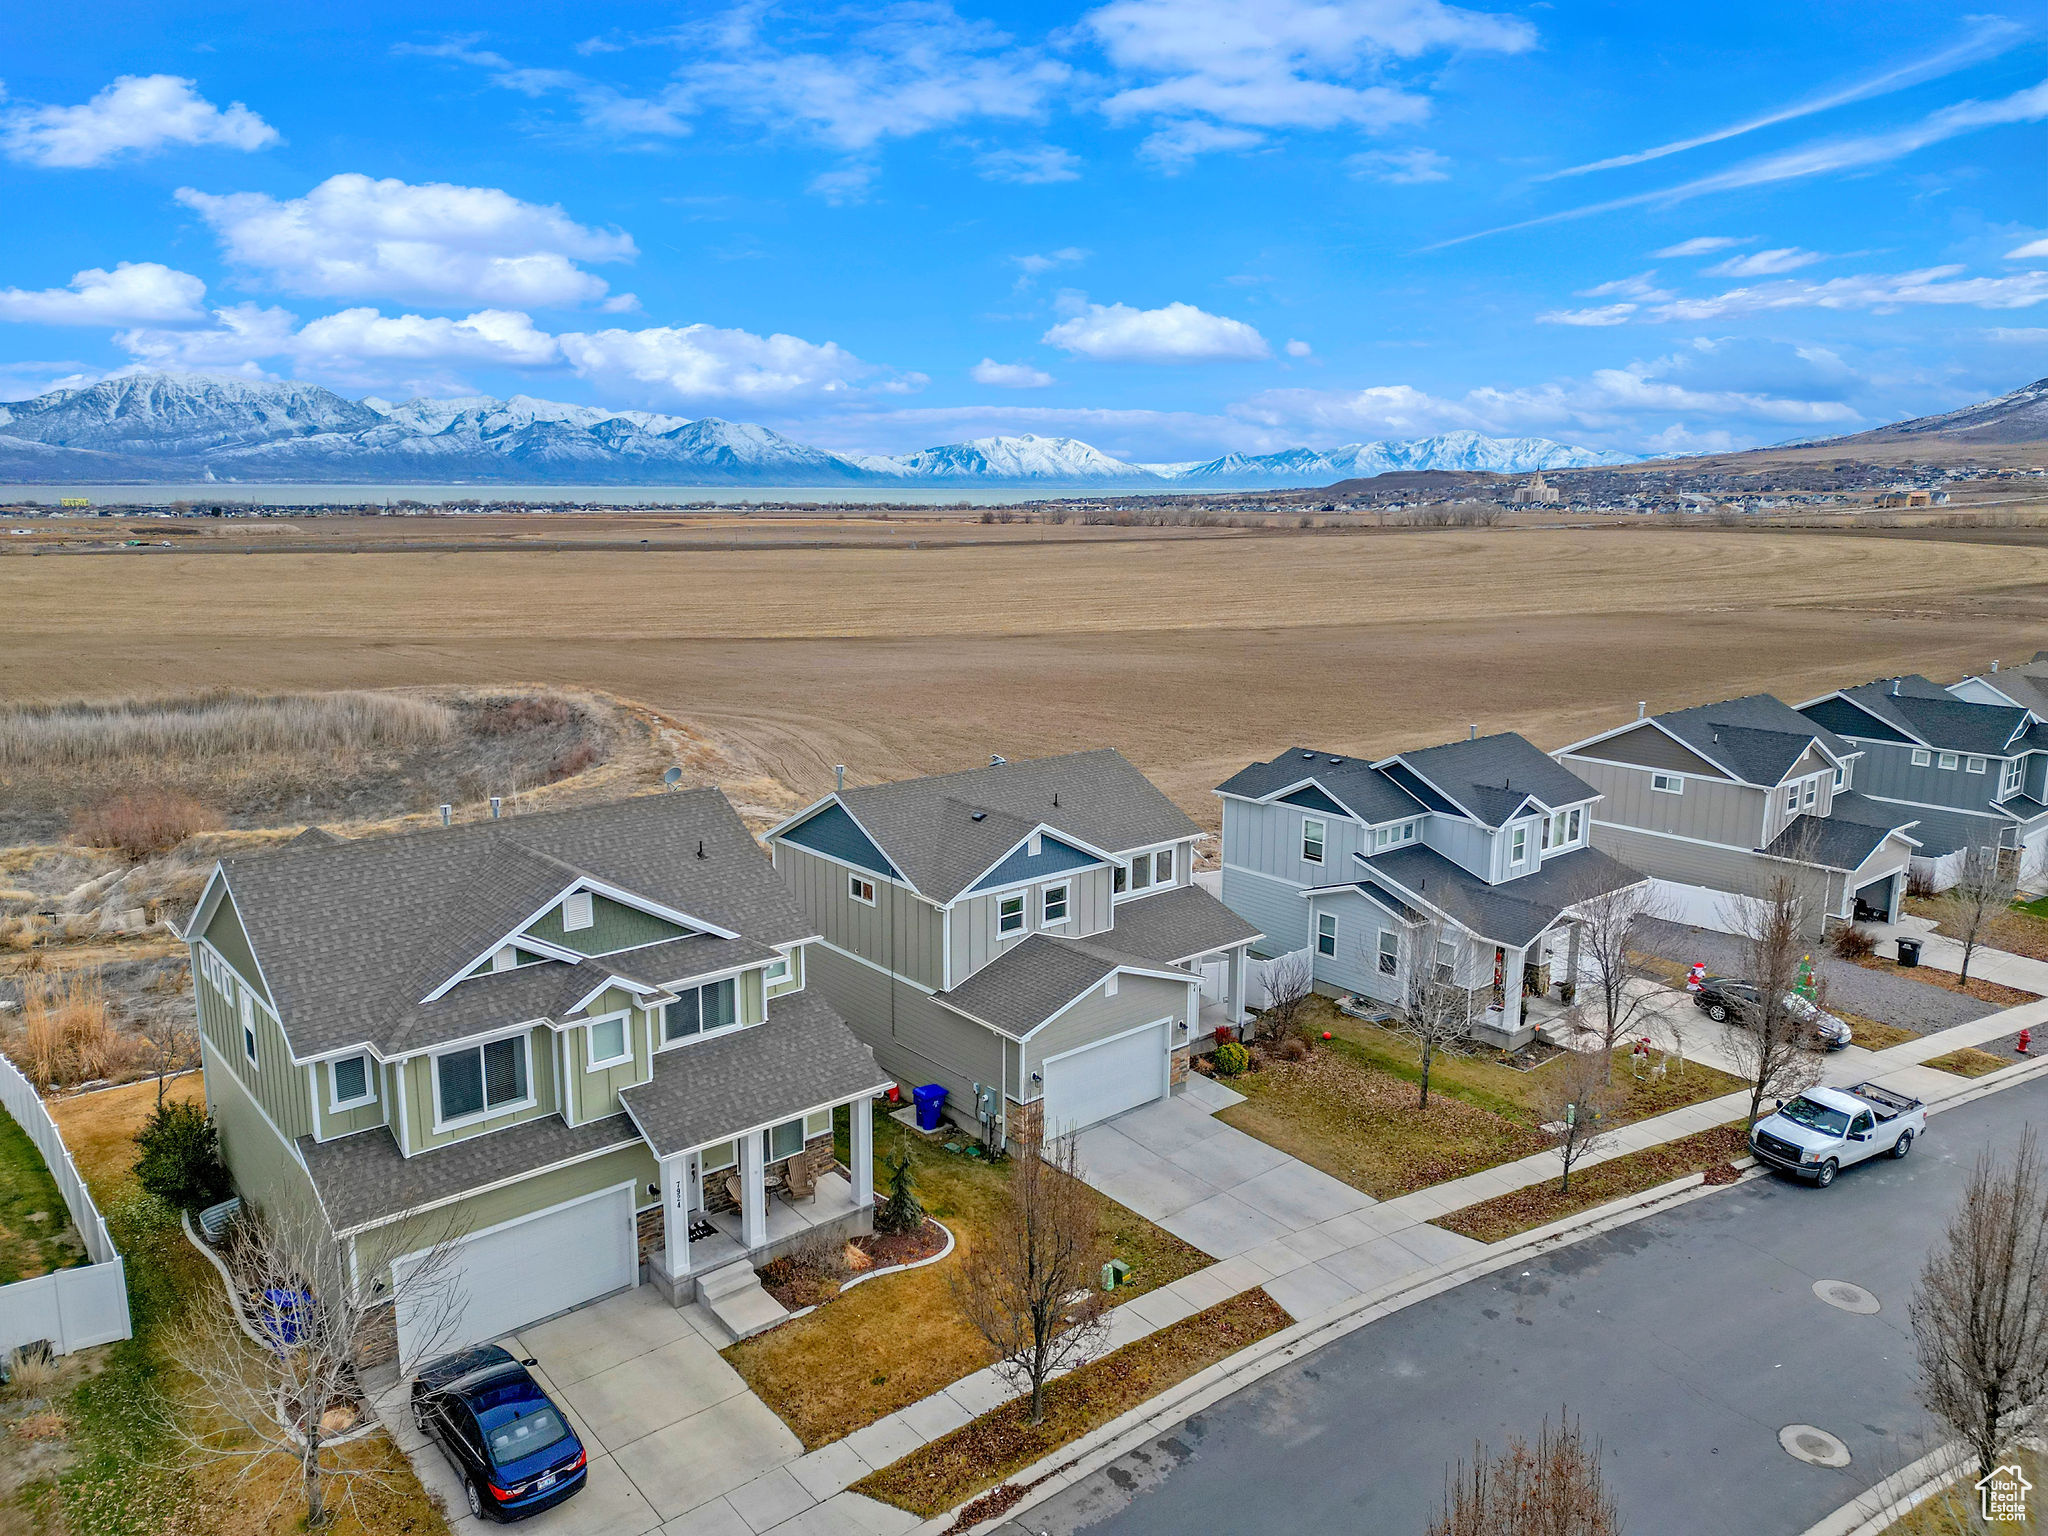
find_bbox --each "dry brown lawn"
[1432,1124,1751,1243]
[6,526,2048,820]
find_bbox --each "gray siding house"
[1217,733,1645,1048]
[1556,694,1921,936]
[1799,675,2048,887]
[766,750,1259,1142]
[185,790,888,1358]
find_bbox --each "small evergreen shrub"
[876,1138,924,1234]
[133,1100,232,1213]
[1213,1042,1250,1077]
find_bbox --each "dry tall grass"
[11,970,128,1090]
[0,690,456,772]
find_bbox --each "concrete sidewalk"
[1859,912,2048,994]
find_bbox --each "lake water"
[0,482,1210,509]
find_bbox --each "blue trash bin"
[912,1083,947,1132]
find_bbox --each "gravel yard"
[1636,917,2001,1035]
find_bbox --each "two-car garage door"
[1040,1019,1171,1136]
[394,1183,638,1364]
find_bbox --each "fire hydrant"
[2020,1029,2032,1056]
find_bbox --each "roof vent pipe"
[489,796,502,820]
[1638,701,1646,720]
[696,839,705,859]
[990,754,1007,767]
[1468,724,1477,740]
[834,764,845,791]
[1993,659,2001,672]
[1892,678,1901,695]
[439,803,452,827]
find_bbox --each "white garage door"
[1041,1020,1170,1135]
[395,1183,637,1364]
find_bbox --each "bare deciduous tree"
[1910,1128,2048,1483]
[1560,879,1667,1078]
[170,1201,469,1528]
[1429,1409,1621,1536]
[1724,872,1825,1128]
[1534,1046,1617,1195]
[1252,949,1316,1044]
[140,1011,196,1106]
[1402,917,1473,1110]
[953,1132,1110,1425]
[1937,843,2020,986]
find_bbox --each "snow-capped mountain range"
[0,373,1635,489]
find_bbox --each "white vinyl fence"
[1245,946,1315,1011]
[0,1057,132,1355]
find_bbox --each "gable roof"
[1358,843,1644,949]
[1387,732,1599,827]
[933,933,1191,1037]
[217,789,812,1060]
[825,749,1200,903]
[1097,884,1261,966]
[1757,797,1917,872]
[1953,666,2048,717]
[1637,694,1853,786]
[1214,748,1427,824]
[1806,677,2032,756]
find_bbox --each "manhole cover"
[1813,1279,1880,1315]
[1780,1425,1852,1467]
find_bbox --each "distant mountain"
[1825,376,2048,447]
[0,372,1635,488]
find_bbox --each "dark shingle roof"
[1100,885,1260,964]
[620,991,887,1158]
[1652,695,1852,786]
[935,933,1186,1037]
[1758,808,1910,872]
[1360,844,1645,949]
[299,1113,642,1235]
[1391,733,1598,827]
[1825,678,2031,755]
[1214,748,1426,824]
[222,789,813,1059]
[1958,669,2048,717]
[836,749,1200,903]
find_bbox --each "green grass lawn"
[1214,997,1744,1201]
[0,1106,88,1285]
[724,1104,1209,1451]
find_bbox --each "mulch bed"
[852,1289,1292,1519]
[1490,1039,1565,1072]
[758,1212,949,1311]
[1848,953,2039,1008]
[1430,1124,1751,1244]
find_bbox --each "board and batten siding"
[807,943,996,1116]
[524,893,685,957]
[1590,823,1840,931]
[1578,723,1728,778]
[201,893,271,1006]
[1304,889,1405,1006]
[1223,798,1366,891]
[199,1033,323,1228]
[1220,865,1312,957]
[950,866,1114,980]
[313,1058,387,1141]
[1760,745,1840,845]
[1021,973,1194,1087]
[768,944,806,998]
[399,1025,559,1152]
[191,931,311,1143]
[562,987,656,1124]
[1569,755,1767,849]
[1853,740,2004,814]
[774,843,943,989]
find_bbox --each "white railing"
[0,1056,132,1355]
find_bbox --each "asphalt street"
[1003,1075,2048,1536]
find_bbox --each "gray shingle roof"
[620,991,887,1158]
[1959,669,2048,717]
[935,933,1187,1037]
[1391,733,1599,827]
[1214,748,1427,824]
[1099,885,1260,964]
[1828,678,2031,755]
[1360,844,1645,949]
[1757,810,1906,872]
[221,789,814,1059]
[837,749,1200,902]
[299,1113,642,1235]
[1652,695,1853,786]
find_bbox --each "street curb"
[917,1057,2048,1535]
[1797,1439,1969,1536]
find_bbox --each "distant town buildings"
[1511,471,1560,505]
[1874,488,1933,508]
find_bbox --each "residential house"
[185,790,888,1360]
[1215,733,1645,1049]
[765,750,1260,1142]
[1799,675,2048,886]
[1555,694,1921,935]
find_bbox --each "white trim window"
[434,1035,531,1126]
[1911,748,1933,767]
[665,978,739,1043]
[765,954,792,987]
[1966,755,1987,774]
[1042,882,1070,926]
[1372,821,1419,851]
[1509,826,1528,865]
[1939,751,1959,771]
[699,1138,738,1173]
[586,1010,633,1070]
[849,873,877,905]
[1377,930,1398,975]
[239,989,258,1066]
[998,893,1027,936]
[1802,777,1818,809]
[329,1053,376,1111]
[1832,765,1846,791]
[562,890,595,932]
[1302,817,1327,865]
[767,1117,807,1161]
[1650,773,1683,795]
[1316,911,1337,958]
[2003,758,2024,798]
[804,1107,833,1139]
[1128,854,1154,892]
[1154,846,1175,884]
[1783,783,1800,814]
[1433,939,1458,986]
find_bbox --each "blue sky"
[0,0,2041,461]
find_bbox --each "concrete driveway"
[1072,1080,1483,1323]
[382,1285,812,1535]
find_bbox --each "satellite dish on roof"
[663,767,683,788]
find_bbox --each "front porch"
[684,1166,866,1275]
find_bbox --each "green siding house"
[186,789,888,1363]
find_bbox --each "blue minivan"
[410,1344,587,1522]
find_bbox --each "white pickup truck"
[1749,1083,1926,1188]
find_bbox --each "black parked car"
[411,1344,587,1522]
[1692,975,1852,1049]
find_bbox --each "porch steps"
[697,1257,790,1342]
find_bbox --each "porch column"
[660,1153,689,1279]
[1501,946,1526,1036]
[849,1097,874,1207]
[1229,945,1247,1026]
[1564,921,1582,993]
[739,1131,768,1251]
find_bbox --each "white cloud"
[2007,237,2048,259]
[294,308,562,368]
[1087,0,1534,160]
[1012,248,1090,277]
[1348,147,1450,183]
[0,263,207,325]
[1707,247,1827,277]
[1580,273,1673,301]
[0,74,278,168]
[396,42,695,140]
[176,173,636,308]
[976,144,1081,183]
[971,358,1056,387]
[1137,120,1268,165]
[556,323,883,402]
[1285,339,1312,357]
[1042,297,1270,362]
[1536,304,1637,326]
[1654,236,1750,257]
[807,163,881,204]
[1649,266,2048,322]
[1986,327,2048,342]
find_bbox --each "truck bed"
[1851,1082,1922,1119]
